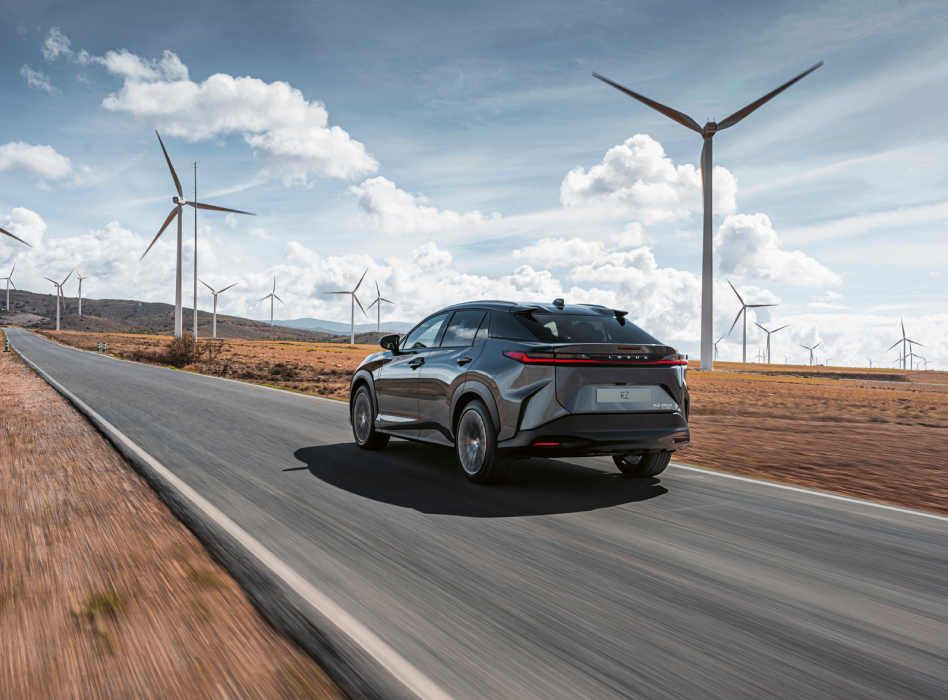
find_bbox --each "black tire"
[351,385,390,450]
[455,400,514,484]
[613,451,670,477]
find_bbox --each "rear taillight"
[503,351,686,367]
[673,437,689,443]
[533,441,561,446]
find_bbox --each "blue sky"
[1,0,947,366]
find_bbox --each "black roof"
[439,300,619,315]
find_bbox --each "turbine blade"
[0,226,32,247]
[381,298,395,304]
[367,299,379,309]
[905,339,925,347]
[754,322,767,332]
[189,201,256,216]
[353,293,367,317]
[814,341,822,349]
[45,277,57,284]
[324,291,349,295]
[10,262,15,274]
[274,295,285,305]
[219,282,238,293]
[727,278,744,305]
[200,279,215,293]
[141,207,180,261]
[717,61,824,131]
[9,279,15,290]
[375,280,380,296]
[352,268,368,294]
[728,307,744,335]
[61,269,74,285]
[886,340,902,352]
[259,295,270,302]
[747,303,776,308]
[155,131,183,197]
[592,73,702,134]
[773,325,789,333]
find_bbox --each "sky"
[1,0,947,367]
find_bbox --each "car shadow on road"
[291,441,667,518]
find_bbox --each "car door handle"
[409,357,425,369]
[456,356,473,366]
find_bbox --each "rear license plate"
[596,387,652,403]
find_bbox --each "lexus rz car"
[348,300,690,484]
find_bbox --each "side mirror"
[380,334,401,355]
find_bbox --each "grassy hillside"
[0,290,364,342]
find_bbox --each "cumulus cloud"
[349,177,499,233]
[560,134,737,224]
[715,213,841,286]
[248,228,273,241]
[513,237,607,268]
[0,142,72,181]
[64,40,378,186]
[20,65,59,94]
[612,222,649,248]
[42,27,72,62]
[225,214,239,228]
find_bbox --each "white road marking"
[670,462,948,523]
[9,333,453,700]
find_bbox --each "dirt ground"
[0,333,341,699]
[33,330,948,515]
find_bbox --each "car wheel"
[351,385,390,450]
[455,400,514,484]
[613,451,670,477]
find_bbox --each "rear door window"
[441,310,487,347]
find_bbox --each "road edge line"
[670,462,948,523]
[9,331,453,700]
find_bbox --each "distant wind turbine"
[593,61,823,371]
[366,281,396,333]
[1,263,16,312]
[141,132,254,339]
[200,279,238,338]
[1,225,32,248]
[783,355,791,364]
[259,277,284,327]
[868,358,875,368]
[799,341,822,366]
[712,334,725,360]
[44,269,73,331]
[754,322,789,364]
[727,279,776,363]
[76,271,92,316]
[886,319,924,371]
[325,269,368,344]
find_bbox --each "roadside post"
[4,338,8,352]
[97,342,101,352]
[103,342,107,354]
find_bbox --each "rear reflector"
[533,442,561,446]
[673,437,690,443]
[503,351,686,366]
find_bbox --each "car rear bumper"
[498,412,689,457]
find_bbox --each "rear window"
[511,313,660,345]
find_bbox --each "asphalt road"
[8,328,948,699]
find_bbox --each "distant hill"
[0,290,357,342]
[273,317,416,334]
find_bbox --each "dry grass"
[0,332,341,699]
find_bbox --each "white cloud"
[225,214,239,228]
[248,228,273,241]
[931,271,942,278]
[42,27,72,62]
[20,65,59,94]
[349,176,499,233]
[714,213,841,286]
[0,142,72,181]
[612,222,649,248]
[513,237,606,268]
[559,134,737,224]
[70,41,378,186]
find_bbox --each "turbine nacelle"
[702,122,718,137]
[174,196,187,205]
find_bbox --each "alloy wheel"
[354,391,372,444]
[457,409,487,475]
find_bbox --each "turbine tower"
[325,269,368,345]
[44,269,73,331]
[593,61,823,372]
[366,281,396,333]
[1,263,16,312]
[727,279,776,363]
[754,322,789,364]
[799,341,822,366]
[1,225,32,248]
[200,280,238,338]
[141,132,255,339]
[259,277,285,327]
[76,271,92,316]
[886,319,923,371]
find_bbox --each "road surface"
[7,328,948,699]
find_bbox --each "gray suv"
[349,300,690,484]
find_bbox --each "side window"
[489,311,535,340]
[473,312,490,344]
[441,310,487,347]
[401,313,449,350]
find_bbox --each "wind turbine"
[325,269,368,344]
[76,271,93,316]
[140,131,254,339]
[799,341,822,366]
[593,61,823,372]
[727,279,776,363]
[868,358,876,368]
[754,322,789,364]
[712,334,725,360]
[366,281,396,333]
[1,225,32,248]
[1,263,16,312]
[886,319,924,371]
[200,279,238,339]
[783,355,791,364]
[44,270,73,331]
[259,277,284,327]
